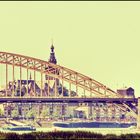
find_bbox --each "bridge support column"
[54,70,57,97]
[41,67,43,97]
[48,76,50,97]
[69,74,71,97]
[6,62,8,97]
[20,64,22,98]
[88,103,93,119]
[38,103,40,119]
[137,97,140,129]
[12,62,15,97]
[6,103,8,122]
[34,61,36,97]
[27,67,29,96]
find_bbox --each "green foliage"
[0,108,4,116]
[41,108,49,119]
[0,131,140,139]
[11,109,19,118]
[120,133,140,139]
[26,108,37,119]
[5,133,20,140]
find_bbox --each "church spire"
[49,43,57,64]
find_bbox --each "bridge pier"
[137,97,140,129]
[88,103,93,119]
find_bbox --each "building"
[117,87,135,98]
[44,44,60,96]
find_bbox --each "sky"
[0,2,140,97]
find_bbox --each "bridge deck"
[0,97,137,103]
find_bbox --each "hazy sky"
[0,2,140,97]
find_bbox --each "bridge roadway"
[0,97,137,103]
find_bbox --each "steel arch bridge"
[0,51,138,119]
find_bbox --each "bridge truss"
[0,52,138,119]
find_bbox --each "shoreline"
[0,127,140,135]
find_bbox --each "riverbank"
[36,127,140,135]
[0,126,140,135]
[0,130,140,139]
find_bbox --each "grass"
[0,131,140,139]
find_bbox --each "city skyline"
[0,2,140,97]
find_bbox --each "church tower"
[49,44,57,64]
[45,44,57,81]
[45,44,59,96]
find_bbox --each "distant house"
[17,80,41,95]
[117,87,135,98]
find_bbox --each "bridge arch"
[0,51,121,98]
[0,51,137,118]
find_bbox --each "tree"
[11,109,19,119]
[40,108,49,120]
[0,108,4,116]
[26,108,37,120]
